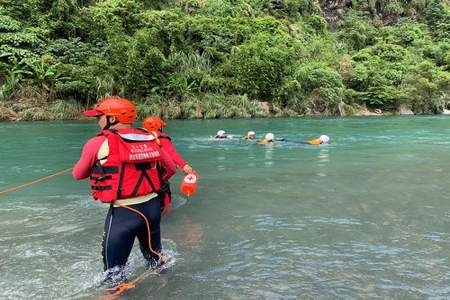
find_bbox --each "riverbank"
[0,97,438,122]
[2,1,449,124]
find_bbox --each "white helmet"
[265,133,274,141]
[247,131,256,137]
[217,130,225,137]
[319,135,330,144]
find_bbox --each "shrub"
[223,32,298,99]
[405,61,450,114]
[281,63,344,115]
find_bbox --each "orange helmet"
[142,116,167,131]
[83,97,136,124]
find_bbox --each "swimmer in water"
[243,131,256,140]
[258,133,283,144]
[214,130,231,139]
[307,135,330,145]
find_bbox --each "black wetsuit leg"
[137,195,162,266]
[101,197,162,284]
[101,206,136,285]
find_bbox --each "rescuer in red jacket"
[142,116,194,213]
[73,98,176,286]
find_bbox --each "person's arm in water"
[158,147,177,181]
[72,136,105,180]
[159,138,193,173]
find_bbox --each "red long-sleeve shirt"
[73,135,176,181]
[159,133,188,168]
[72,136,105,180]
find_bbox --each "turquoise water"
[1,116,450,299]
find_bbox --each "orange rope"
[99,266,158,300]
[115,203,163,259]
[0,167,166,299]
[0,167,72,197]
[100,283,136,300]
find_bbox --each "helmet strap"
[103,116,119,130]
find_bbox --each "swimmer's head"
[319,135,330,144]
[247,131,256,140]
[265,133,274,142]
[216,130,226,137]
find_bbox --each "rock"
[319,0,351,29]
[360,111,380,116]
[258,101,271,115]
[397,104,414,115]
[354,104,383,116]
[442,109,450,115]
[338,101,346,116]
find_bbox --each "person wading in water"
[142,116,194,215]
[72,97,176,286]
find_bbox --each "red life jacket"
[150,131,171,147]
[158,132,171,140]
[90,128,162,203]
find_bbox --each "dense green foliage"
[0,0,449,119]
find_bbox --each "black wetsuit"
[158,180,172,210]
[101,195,162,284]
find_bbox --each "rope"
[0,167,72,197]
[115,203,163,259]
[0,166,167,299]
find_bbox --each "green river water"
[1,116,450,299]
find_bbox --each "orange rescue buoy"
[180,172,199,197]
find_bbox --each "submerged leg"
[101,206,135,286]
[136,196,163,267]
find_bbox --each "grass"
[1,84,407,121]
[19,99,83,121]
[137,93,270,119]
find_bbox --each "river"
[1,116,450,299]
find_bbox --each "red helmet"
[83,97,136,124]
[142,116,167,131]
